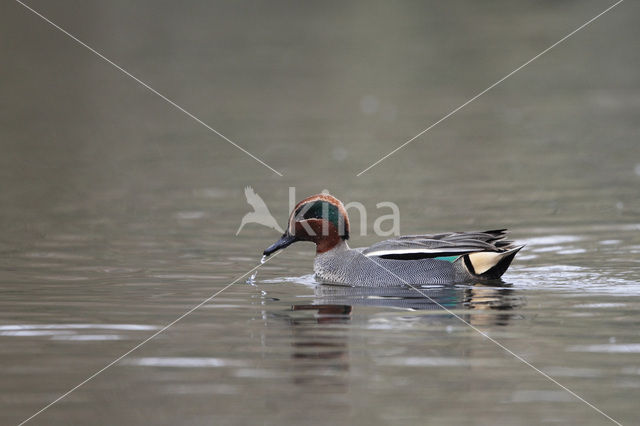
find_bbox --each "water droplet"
[248,256,268,284]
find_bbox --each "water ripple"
[567,344,640,353]
[124,357,246,368]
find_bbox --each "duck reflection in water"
[280,304,352,390]
[282,282,523,391]
[308,282,524,327]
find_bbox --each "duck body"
[263,194,523,287]
[313,231,522,287]
[314,241,462,286]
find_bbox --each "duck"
[263,194,523,287]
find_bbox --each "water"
[2,1,640,425]
[247,255,267,284]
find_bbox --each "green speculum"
[434,255,461,263]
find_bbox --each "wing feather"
[363,230,517,259]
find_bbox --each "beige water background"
[1,1,639,425]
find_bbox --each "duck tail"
[463,245,524,279]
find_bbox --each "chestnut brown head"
[263,194,350,256]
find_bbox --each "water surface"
[1,1,639,425]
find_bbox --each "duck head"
[263,194,350,257]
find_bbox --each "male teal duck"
[263,194,523,287]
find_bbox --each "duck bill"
[263,233,298,257]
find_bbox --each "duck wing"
[363,229,516,260]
